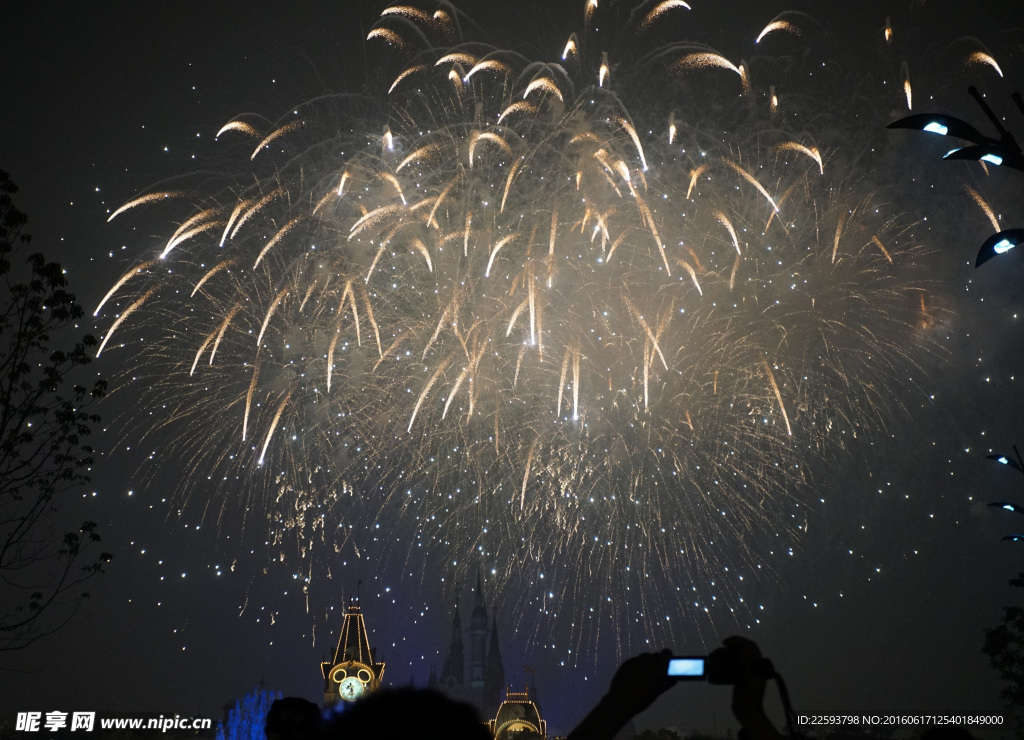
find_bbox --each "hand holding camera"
[667,637,777,684]
[568,637,788,740]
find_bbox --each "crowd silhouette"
[265,637,977,740]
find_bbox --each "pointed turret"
[320,597,385,706]
[439,582,465,689]
[467,571,489,688]
[324,597,376,667]
[471,571,488,623]
[484,613,506,716]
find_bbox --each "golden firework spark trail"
[776,142,823,175]
[190,331,216,377]
[95,260,158,316]
[243,359,260,443]
[901,62,913,110]
[107,191,182,222]
[251,120,303,161]
[964,184,1000,231]
[524,77,564,103]
[562,36,577,60]
[643,0,690,28]
[230,189,283,241]
[485,235,517,278]
[326,330,342,393]
[677,52,742,76]
[192,260,235,297]
[965,50,1003,77]
[687,164,707,199]
[572,346,581,420]
[715,211,741,255]
[216,120,260,139]
[408,357,453,432]
[722,158,780,212]
[833,211,846,264]
[465,58,511,82]
[209,304,241,366]
[761,360,792,437]
[254,216,305,269]
[256,288,288,347]
[160,219,223,260]
[258,390,292,467]
[380,5,433,23]
[367,27,405,48]
[96,286,157,357]
[617,118,648,171]
[756,19,800,44]
[871,236,893,264]
[221,200,253,246]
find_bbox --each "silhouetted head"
[325,687,489,740]
[265,697,323,740]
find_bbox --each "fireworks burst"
[99,1,941,654]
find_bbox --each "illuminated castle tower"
[432,573,506,717]
[320,597,385,706]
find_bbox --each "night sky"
[4,1,1024,737]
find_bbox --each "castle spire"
[484,612,506,716]
[439,582,465,687]
[467,570,489,688]
[474,570,485,608]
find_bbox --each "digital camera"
[667,645,741,684]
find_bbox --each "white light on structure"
[981,153,1003,165]
[999,456,1011,464]
[887,113,990,147]
[977,230,1024,267]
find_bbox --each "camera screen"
[667,658,706,677]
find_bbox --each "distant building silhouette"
[316,579,548,739]
[430,572,506,718]
[485,615,506,714]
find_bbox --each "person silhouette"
[567,637,784,740]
